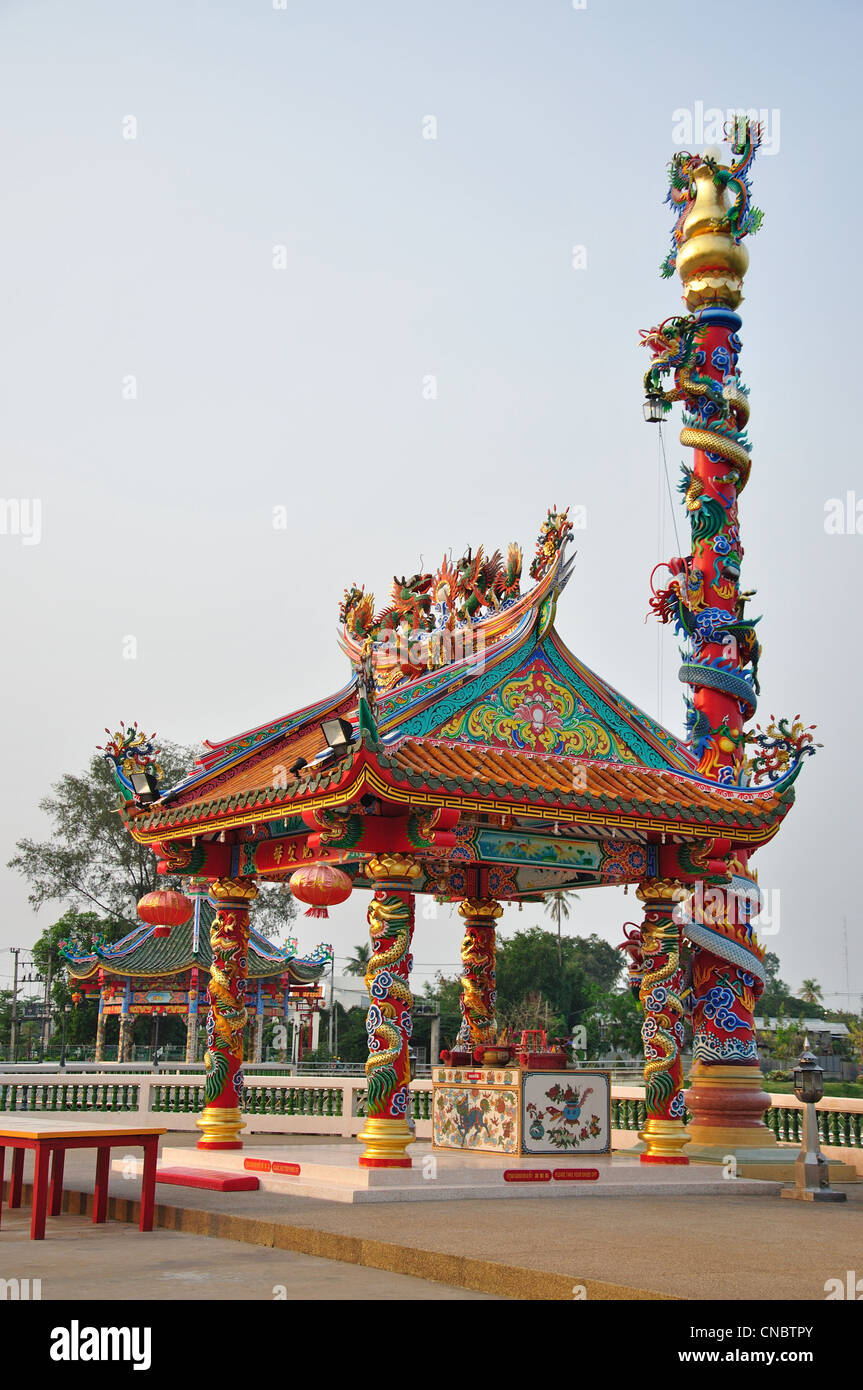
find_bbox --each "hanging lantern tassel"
[289,864,352,919]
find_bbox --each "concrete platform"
[114,1141,784,1204]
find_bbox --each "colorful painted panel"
[438,656,639,762]
[475,828,604,870]
[433,1085,519,1153]
[433,1068,518,1086]
[521,1071,611,1155]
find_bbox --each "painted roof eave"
[126,735,794,848]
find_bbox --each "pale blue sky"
[1,0,861,1005]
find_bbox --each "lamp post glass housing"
[643,394,666,424]
[792,1043,823,1104]
[781,1040,846,1203]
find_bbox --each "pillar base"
[637,1117,690,1164]
[684,1061,775,1148]
[357,1117,414,1168]
[682,1144,859,1182]
[196,1105,245,1150]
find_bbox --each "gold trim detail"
[364,853,422,883]
[356,1115,415,1165]
[637,1116,691,1160]
[208,877,259,904]
[195,1105,246,1147]
[458,897,504,923]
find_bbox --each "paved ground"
[4,1132,862,1300]
[0,1208,501,1301]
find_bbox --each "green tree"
[770,1016,806,1062]
[8,741,296,939]
[587,988,643,1056]
[344,943,371,977]
[758,952,824,1021]
[799,979,824,1008]
[32,908,124,1016]
[543,890,579,967]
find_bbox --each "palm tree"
[544,890,580,968]
[799,979,824,1008]
[344,943,371,978]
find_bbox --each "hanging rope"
[655,420,683,724]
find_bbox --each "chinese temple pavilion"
[106,119,815,1170]
[62,883,330,1063]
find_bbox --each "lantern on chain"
[289,864,352,918]
[137,889,193,938]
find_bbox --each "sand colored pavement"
[3,1133,861,1300]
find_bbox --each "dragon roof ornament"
[338,506,575,697]
[98,722,163,805]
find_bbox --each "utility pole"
[9,947,21,1062]
[40,959,53,1063]
[328,956,335,1057]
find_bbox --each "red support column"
[358,853,421,1169]
[196,876,258,1151]
[635,879,689,1164]
[456,898,502,1048]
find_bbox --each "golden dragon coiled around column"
[203,916,249,1103]
[642,317,752,489]
[460,931,495,1038]
[364,894,412,1111]
[639,936,684,1111]
[208,920,248,1059]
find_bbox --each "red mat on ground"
[155,1167,259,1192]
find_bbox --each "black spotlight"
[130,770,161,804]
[320,717,354,756]
[289,757,307,776]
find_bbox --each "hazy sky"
[1,0,860,1009]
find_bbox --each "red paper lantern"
[289,864,352,918]
[137,889,193,939]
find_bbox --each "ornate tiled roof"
[64,906,328,984]
[120,516,799,861]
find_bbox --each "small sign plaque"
[503,1169,552,1183]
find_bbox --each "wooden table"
[0,1118,165,1240]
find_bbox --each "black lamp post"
[59,1004,72,1070]
[781,1040,846,1203]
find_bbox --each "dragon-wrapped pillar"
[358,853,421,1168]
[674,855,781,1165]
[456,898,502,1050]
[641,121,780,1158]
[634,879,689,1164]
[196,876,258,1151]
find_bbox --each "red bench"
[156,1167,259,1192]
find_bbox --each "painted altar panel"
[432,1083,520,1154]
[432,1067,611,1156]
[521,1071,611,1155]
